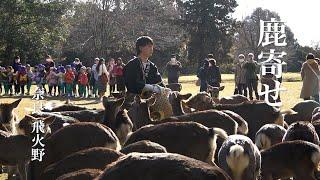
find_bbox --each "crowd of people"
[197,53,259,100]
[0,55,126,101]
[0,36,319,104]
[197,52,320,103]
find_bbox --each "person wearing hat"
[244,53,259,100]
[300,53,320,102]
[235,54,248,97]
[165,54,182,84]
[123,36,165,95]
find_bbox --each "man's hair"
[14,56,20,60]
[207,54,214,59]
[171,54,176,58]
[136,36,154,55]
[306,53,315,60]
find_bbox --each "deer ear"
[10,99,22,109]
[147,96,156,107]
[43,116,56,125]
[219,86,225,91]
[178,93,192,100]
[24,114,37,122]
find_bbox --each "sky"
[233,0,320,47]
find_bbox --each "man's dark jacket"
[123,57,164,94]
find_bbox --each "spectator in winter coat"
[235,54,248,97]
[300,53,320,102]
[165,54,182,84]
[113,57,126,92]
[198,60,209,92]
[244,53,259,100]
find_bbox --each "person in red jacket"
[113,57,126,92]
[78,66,88,98]
[65,65,75,97]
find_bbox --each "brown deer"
[56,169,102,180]
[282,121,320,145]
[261,140,320,180]
[95,152,231,180]
[255,124,287,150]
[124,121,227,165]
[129,95,238,136]
[218,135,261,180]
[26,122,120,180]
[120,140,167,154]
[0,99,22,133]
[41,147,123,180]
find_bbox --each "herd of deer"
[0,85,320,180]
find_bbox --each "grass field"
[0,72,303,120]
[0,73,303,179]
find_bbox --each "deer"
[95,152,231,180]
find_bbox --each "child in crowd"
[17,65,28,95]
[87,67,93,97]
[78,66,88,98]
[34,64,47,94]
[46,67,58,96]
[26,64,33,95]
[65,65,75,98]
[6,66,14,95]
[107,58,116,96]
[57,65,66,96]
[72,67,78,97]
